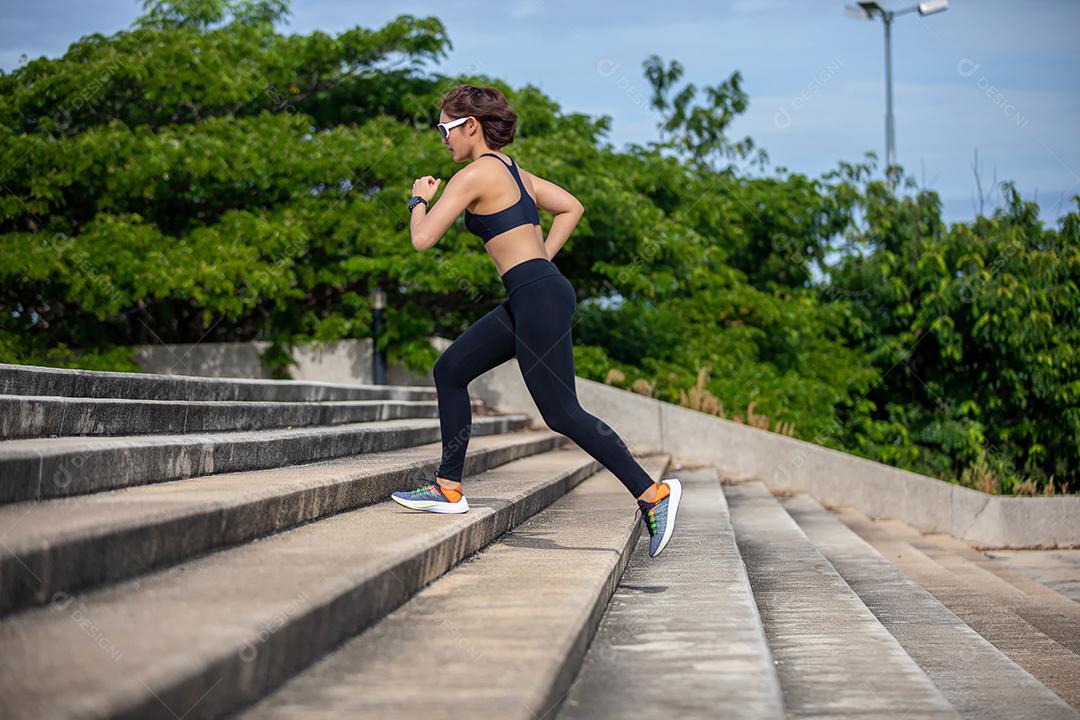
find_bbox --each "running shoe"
[391,480,470,514]
[637,477,682,557]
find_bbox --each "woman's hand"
[412,176,442,202]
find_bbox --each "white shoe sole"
[391,493,470,514]
[650,477,682,557]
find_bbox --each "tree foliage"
[827,176,1079,494]
[1,0,1074,493]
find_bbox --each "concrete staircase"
[1,363,1078,719]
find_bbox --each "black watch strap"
[408,195,428,211]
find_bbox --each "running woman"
[392,84,681,557]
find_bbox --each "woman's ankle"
[637,482,669,504]
[637,482,658,503]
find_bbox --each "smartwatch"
[408,195,428,211]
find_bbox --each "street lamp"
[846,1,949,186]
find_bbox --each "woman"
[391,85,681,558]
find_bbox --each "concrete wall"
[134,338,440,386]
[469,361,1080,550]
[132,339,1079,549]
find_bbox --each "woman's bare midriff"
[489,224,548,277]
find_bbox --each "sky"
[2,0,1078,228]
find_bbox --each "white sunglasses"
[436,116,471,140]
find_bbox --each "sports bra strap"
[480,152,511,166]
[479,153,524,187]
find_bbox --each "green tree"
[825,160,1080,494]
[2,0,1073,494]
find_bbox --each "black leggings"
[432,257,655,498]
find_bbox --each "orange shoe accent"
[438,482,463,502]
[652,482,671,504]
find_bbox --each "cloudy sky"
[3,0,1078,228]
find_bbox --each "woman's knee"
[433,351,463,387]
[540,402,588,436]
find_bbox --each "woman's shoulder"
[459,153,505,177]
[474,151,512,167]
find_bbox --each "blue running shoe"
[391,480,470,514]
[637,478,682,557]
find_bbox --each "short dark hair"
[439,85,518,150]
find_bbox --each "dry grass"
[959,454,1001,495]
[605,362,796,437]
[958,455,1072,496]
[677,364,796,437]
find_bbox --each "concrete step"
[0,413,529,503]
[723,481,960,719]
[888,525,1080,658]
[0,445,610,720]
[0,429,565,617]
[557,467,784,720]
[779,492,1080,720]
[976,546,1080,605]
[832,504,1080,712]
[233,454,670,720]
[0,362,436,402]
[0,395,486,439]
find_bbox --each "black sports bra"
[463,153,541,242]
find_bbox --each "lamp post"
[372,286,386,385]
[846,0,948,187]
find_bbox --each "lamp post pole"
[847,1,949,189]
[883,10,895,176]
[372,286,386,385]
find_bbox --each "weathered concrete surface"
[472,361,1080,549]
[780,492,1079,720]
[0,396,483,439]
[834,506,1080,711]
[0,430,565,616]
[234,454,670,720]
[724,481,959,719]
[980,547,1080,604]
[558,467,784,720]
[0,446,626,720]
[0,362,436,402]
[0,414,528,502]
[911,534,1080,658]
[958,495,1080,549]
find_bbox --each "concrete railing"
[470,360,1080,550]
[123,338,1078,548]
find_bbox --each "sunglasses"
[436,116,470,140]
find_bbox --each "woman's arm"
[409,171,479,251]
[522,170,584,259]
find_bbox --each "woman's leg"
[507,274,655,499]
[432,300,518,483]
